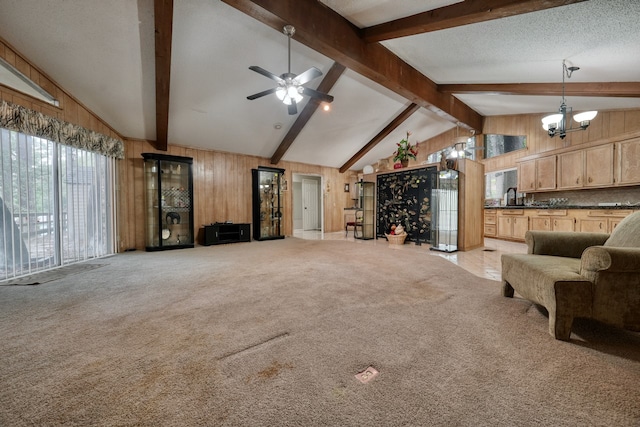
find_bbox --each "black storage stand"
[204,223,251,245]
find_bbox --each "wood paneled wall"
[117,138,358,251]
[414,109,640,174]
[480,109,640,173]
[457,159,484,251]
[0,37,122,141]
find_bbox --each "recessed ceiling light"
[274,123,282,130]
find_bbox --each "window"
[426,136,482,163]
[0,128,115,280]
[485,168,518,201]
[484,134,526,159]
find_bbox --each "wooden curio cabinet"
[142,153,194,251]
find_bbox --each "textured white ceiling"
[0,0,638,171]
[320,0,463,27]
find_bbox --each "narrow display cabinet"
[430,169,459,252]
[252,166,285,241]
[356,181,375,240]
[142,153,194,251]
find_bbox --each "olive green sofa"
[501,211,640,340]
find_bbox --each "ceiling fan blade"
[249,66,284,84]
[302,87,334,103]
[288,99,298,115]
[246,87,278,100]
[295,67,322,85]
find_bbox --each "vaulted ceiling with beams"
[0,0,639,171]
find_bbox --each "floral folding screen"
[376,166,437,244]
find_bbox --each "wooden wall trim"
[0,36,122,140]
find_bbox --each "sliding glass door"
[0,128,115,280]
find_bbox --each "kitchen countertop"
[484,205,640,210]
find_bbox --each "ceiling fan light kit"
[246,25,334,115]
[541,60,597,139]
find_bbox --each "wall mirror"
[484,134,526,159]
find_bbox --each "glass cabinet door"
[142,153,194,251]
[143,158,161,248]
[252,167,285,241]
[358,181,375,240]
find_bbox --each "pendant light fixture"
[541,60,597,139]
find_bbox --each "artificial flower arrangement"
[393,131,418,163]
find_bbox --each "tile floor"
[292,229,527,281]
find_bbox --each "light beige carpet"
[0,238,639,426]
[1,262,106,286]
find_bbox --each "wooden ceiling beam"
[439,82,640,97]
[270,62,346,164]
[221,0,483,132]
[339,103,420,173]
[153,0,173,151]
[361,0,587,43]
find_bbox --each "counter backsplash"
[486,186,640,208]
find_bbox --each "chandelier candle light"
[541,60,597,139]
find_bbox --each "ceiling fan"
[246,25,334,115]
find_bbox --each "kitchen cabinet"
[497,210,529,241]
[558,151,583,189]
[616,137,640,185]
[484,210,496,237]
[517,159,536,192]
[518,156,556,192]
[558,145,614,190]
[517,134,640,194]
[536,156,557,190]
[576,209,633,234]
[530,209,575,232]
[585,144,614,187]
[489,208,637,242]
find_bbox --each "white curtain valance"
[0,99,124,159]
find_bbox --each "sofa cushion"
[604,211,640,248]
[502,254,588,303]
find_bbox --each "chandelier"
[448,136,469,158]
[541,60,597,139]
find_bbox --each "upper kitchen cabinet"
[557,144,614,190]
[518,156,556,192]
[616,137,640,185]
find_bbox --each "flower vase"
[401,159,409,168]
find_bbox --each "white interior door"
[302,178,319,230]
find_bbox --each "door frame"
[292,173,324,233]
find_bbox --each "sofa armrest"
[581,246,640,273]
[526,231,610,258]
